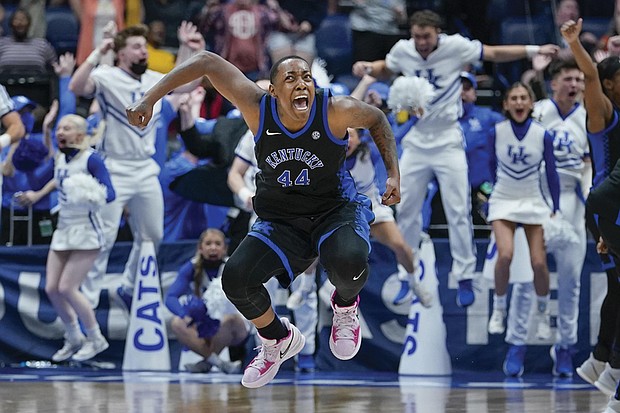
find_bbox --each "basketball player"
[562,19,620,400]
[69,23,200,308]
[126,53,400,388]
[352,9,559,307]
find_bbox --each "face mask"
[130,60,148,76]
[59,147,80,156]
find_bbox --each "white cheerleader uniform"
[487,119,556,224]
[50,149,107,251]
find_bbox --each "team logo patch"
[312,131,321,140]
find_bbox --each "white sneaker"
[577,353,606,385]
[330,293,361,360]
[52,337,84,362]
[72,335,109,362]
[410,279,433,308]
[595,365,620,396]
[488,309,506,335]
[241,317,305,388]
[534,311,552,340]
[286,291,305,311]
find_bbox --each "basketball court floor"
[0,366,613,412]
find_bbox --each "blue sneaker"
[456,279,475,307]
[503,345,526,377]
[392,280,413,305]
[550,345,573,377]
[297,354,316,372]
[116,286,133,312]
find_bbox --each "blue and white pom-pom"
[62,173,107,210]
[203,276,238,320]
[543,213,580,253]
[387,76,435,115]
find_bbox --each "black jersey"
[253,88,358,221]
[588,108,620,188]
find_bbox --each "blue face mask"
[20,111,34,134]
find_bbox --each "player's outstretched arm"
[126,51,265,130]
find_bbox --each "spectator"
[459,71,504,229]
[165,228,249,373]
[69,0,125,65]
[0,8,57,75]
[352,9,559,308]
[486,83,560,345]
[0,84,26,157]
[142,0,200,48]
[0,96,54,246]
[146,20,177,74]
[265,0,328,65]
[160,87,213,242]
[350,0,407,63]
[198,0,280,80]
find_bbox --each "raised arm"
[351,60,394,80]
[482,44,559,63]
[328,96,400,206]
[69,38,115,97]
[127,51,265,132]
[562,18,613,133]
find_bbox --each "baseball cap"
[11,95,36,112]
[597,56,620,83]
[460,72,478,89]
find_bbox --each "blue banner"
[0,239,603,373]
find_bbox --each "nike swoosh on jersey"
[279,330,294,359]
[266,129,281,135]
[353,268,365,281]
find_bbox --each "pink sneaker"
[241,317,305,388]
[330,292,361,360]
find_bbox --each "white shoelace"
[333,308,357,339]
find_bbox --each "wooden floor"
[0,368,611,413]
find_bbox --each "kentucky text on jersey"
[264,148,325,170]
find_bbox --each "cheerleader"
[486,83,560,340]
[165,228,250,373]
[18,114,115,362]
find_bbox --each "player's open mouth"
[293,95,308,111]
[568,91,577,98]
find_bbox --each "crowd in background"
[0,0,620,402]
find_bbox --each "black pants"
[222,225,369,320]
[587,160,620,257]
[587,206,620,366]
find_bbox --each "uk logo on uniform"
[312,131,320,140]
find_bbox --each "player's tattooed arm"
[329,96,400,205]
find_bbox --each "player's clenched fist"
[126,100,153,128]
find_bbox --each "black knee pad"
[320,226,369,301]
